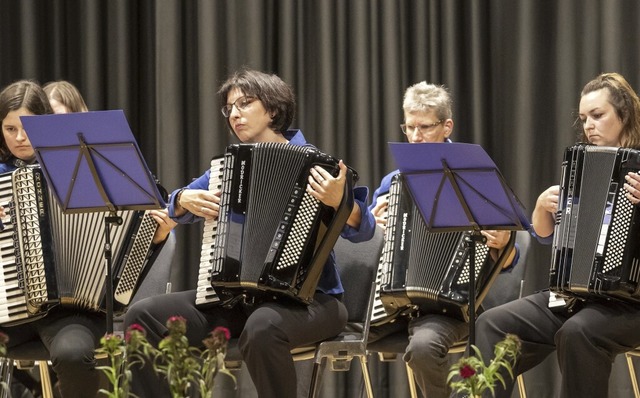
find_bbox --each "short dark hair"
[0,80,53,162]
[217,68,295,133]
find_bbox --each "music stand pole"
[103,214,123,334]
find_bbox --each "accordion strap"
[297,168,356,300]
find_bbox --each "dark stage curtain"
[2,0,640,396]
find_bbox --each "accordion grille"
[378,175,494,322]
[240,143,316,280]
[551,145,640,301]
[11,167,156,314]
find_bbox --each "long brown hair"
[578,73,640,149]
[0,80,53,162]
[43,80,88,113]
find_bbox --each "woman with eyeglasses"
[124,68,376,398]
[366,81,517,398]
[473,72,640,398]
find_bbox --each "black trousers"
[474,290,640,398]
[1,309,105,398]
[124,290,347,398]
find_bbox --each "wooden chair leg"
[37,360,54,398]
[404,363,418,398]
[516,373,527,398]
[627,353,640,398]
[358,356,374,398]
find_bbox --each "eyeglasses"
[400,120,444,135]
[221,96,257,118]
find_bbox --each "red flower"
[167,315,186,325]
[166,315,187,335]
[125,323,146,343]
[128,323,146,334]
[459,364,476,379]
[212,326,231,341]
[203,326,231,351]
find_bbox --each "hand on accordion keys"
[537,185,560,215]
[174,188,221,220]
[0,204,5,231]
[371,194,389,227]
[624,171,640,205]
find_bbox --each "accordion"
[550,144,640,303]
[371,174,515,324]
[0,166,159,326]
[196,143,355,307]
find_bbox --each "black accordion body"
[372,174,515,324]
[196,143,355,307]
[550,144,640,303]
[0,166,159,326]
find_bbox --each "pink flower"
[459,364,476,379]
[203,326,231,351]
[166,315,187,335]
[125,323,146,343]
[100,333,124,353]
[167,315,186,324]
[212,326,231,341]
[128,323,146,334]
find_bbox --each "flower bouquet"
[97,317,233,397]
[447,334,521,398]
[96,325,155,398]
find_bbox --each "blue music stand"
[389,142,530,345]
[21,110,165,333]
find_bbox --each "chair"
[367,230,531,398]
[0,232,176,398]
[223,226,385,398]
[625,348,640,397]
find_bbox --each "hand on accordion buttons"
[624,171,640,205]
[481,230,510,250]
[150,209,178,244]
[307,160,347,210]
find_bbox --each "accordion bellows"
[371,174,515,325]
[196,143,355,307]
[0,166,158,326]
[550,144,640,302]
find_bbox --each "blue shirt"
[168,129,376,294]
[0,164,15,174]
[0,159,19,175]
